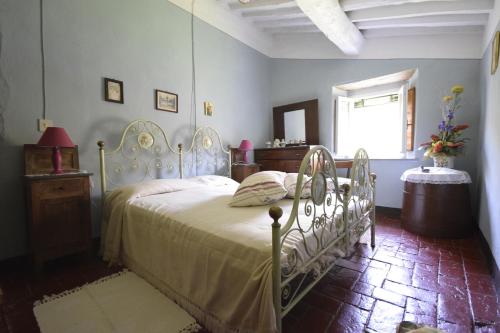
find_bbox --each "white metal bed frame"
[97,119,376,333]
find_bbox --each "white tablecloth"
[401,167,472,184]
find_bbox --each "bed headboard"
[97,119,231,195]
[182,126,231,178]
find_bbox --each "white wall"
[477,19,500,268]
[271,59,481,208]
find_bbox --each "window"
[335,84,414,159]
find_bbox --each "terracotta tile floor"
[0,212,498,333]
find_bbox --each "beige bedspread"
[101,176,366,333]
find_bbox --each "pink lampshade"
[37,127,75,147]
[239,139,253,151]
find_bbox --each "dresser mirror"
[284,109,306,143]
[273,99,319,145]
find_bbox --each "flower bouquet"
[420,85,469,168]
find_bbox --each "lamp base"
[242,151,249,164]
[51,146,64,174]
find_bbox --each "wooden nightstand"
[231,163,260,183]
[24,145,92,272]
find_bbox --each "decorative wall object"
[491,31,499,75]
[155,89,178,113]
[204,101,213,116]
[104,78,124,104]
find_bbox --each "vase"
[433,155,455,168]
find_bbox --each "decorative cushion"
[230,171,288,207]
[284,173,352,199]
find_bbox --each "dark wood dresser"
[254,146,312,173]
[24,144,92,271]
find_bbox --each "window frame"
[334,82,414,159]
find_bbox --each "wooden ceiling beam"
[241,6,303,18]
[296,0,364,55]
[264,25,320,33]
[251,13,308,22]
[255,17,313,28]
[357,13,489,29]
[349,0,494,22]
[227,0,296,10]
[362,25,484,38]
[340,0,460,12]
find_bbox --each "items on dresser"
[24,144,92,272]
[37,127,75,174]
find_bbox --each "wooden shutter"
[406,87,416,151]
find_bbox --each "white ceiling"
[169,0,498,59]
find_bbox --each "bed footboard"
[269,146,376,333]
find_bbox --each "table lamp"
[239,139,253,164]
[37,127,75,174]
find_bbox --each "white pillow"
[284,173,352,199]
[284,173,312,198]
[230,171,288,207]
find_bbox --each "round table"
[400,167,473,238]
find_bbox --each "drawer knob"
[57,186,64,190]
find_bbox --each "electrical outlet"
[38,119,54,132]
[204,102,214,116]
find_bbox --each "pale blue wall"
[0,0,271,260]
[0,0,490,261]
[477,21,500,268]
[270,59,481,208]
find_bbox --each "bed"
[97,119,376,333]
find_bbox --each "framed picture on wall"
[491,31,499,75]
[155,89,178,113]
[104,78,124,104]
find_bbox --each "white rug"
[33,270,201,333]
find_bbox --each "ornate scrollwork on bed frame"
[182,126,231,178]
[269,146,376,333]
[96,120,231,196]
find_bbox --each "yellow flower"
[442,95,453,103]
[451,85,464,94]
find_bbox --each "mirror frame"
[273,99,319,145]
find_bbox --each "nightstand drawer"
[231,164,260,183]
[35,178,85,199]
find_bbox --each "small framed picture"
[204,101,214,116]
[155,89,178,113]
[104,78,124,104]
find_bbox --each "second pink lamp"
[238,139,253,164]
